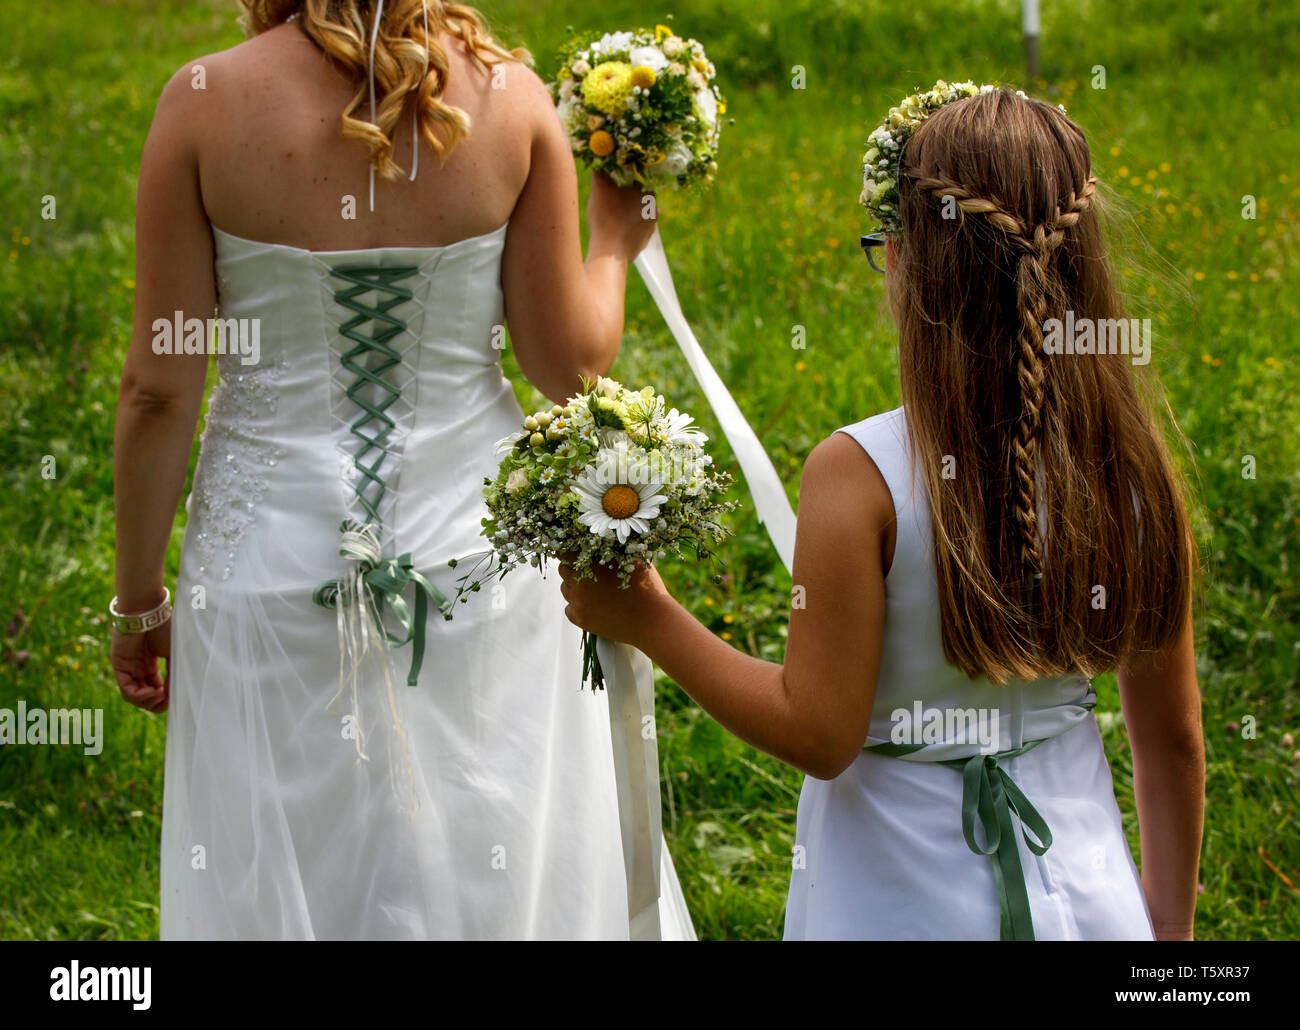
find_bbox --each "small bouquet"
[450,377,735,689]
[551,25,726,190]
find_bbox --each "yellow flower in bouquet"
[584,61,634,117]
[549,27,727,190]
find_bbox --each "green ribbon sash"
[864,693,1095,941]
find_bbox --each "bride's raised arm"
[500,64,654,403]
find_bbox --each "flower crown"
[860,80,1067,236]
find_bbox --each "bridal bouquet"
[450,377,734,688]
[551,25,726,190]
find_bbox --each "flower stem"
[581,630,606,691]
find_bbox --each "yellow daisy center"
[601,485,641,520]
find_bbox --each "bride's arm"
[500,68,655,403]
[560,433,891,779]
[112,65,213,709]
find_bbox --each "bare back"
[195,22,532,250]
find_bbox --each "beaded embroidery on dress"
[188,356,287,582]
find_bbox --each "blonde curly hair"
[238,0,528,179]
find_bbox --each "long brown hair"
[238,0,526,178]
[892,89,1196,683]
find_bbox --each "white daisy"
[595,30,635,54]
[574,447,667,544]
[492,432,521,455]
[663,407,708,447]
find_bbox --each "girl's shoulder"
[801,411,902,550]
[835,405,908,450]
[832,406,913,500]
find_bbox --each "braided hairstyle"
[890,90,1194,683]
[910,170,1097,581]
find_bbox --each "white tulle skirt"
[161,487,693,940]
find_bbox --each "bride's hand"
[558,561,674,648]
[587,171,657,261]
[111,623,172,713]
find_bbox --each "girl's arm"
[500,67,655,404]
[111,65,214,711]
[1117,612,1205,940]
[560,432,892,779]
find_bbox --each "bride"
[109,0,693,939]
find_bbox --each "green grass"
[1,0,1297,939]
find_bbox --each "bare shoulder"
[145,52,225,153]
[800,432,894,533]
[150,31,259,125]
[442,32,543,94]
[489,58,556,119]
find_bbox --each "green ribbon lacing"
[312,264,451,687]
[864,694,1097,941]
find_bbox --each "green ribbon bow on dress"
[866,716,1090,941]
[314,519,453,687]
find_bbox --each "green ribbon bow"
[314,521,453,687]
[866,735,1054,941]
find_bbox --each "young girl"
[559,87,1205,941]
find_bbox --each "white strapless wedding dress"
[160,220,696,939]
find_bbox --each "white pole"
[1023,0,1041,82]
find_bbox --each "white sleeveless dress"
[783,407,1155,940]
[160,221,696,940]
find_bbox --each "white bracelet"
[110,588,173,633]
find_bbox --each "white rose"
[662,36,684,58]
[596,375,622,398]
[571,59,590,77]
[587,114,605,130]
[686,69,706,91]
[506,468,529,494]
[661,141,693,176]
[666,61,686,77]
[628,45,668,72]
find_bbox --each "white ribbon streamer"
[597,637,663,940]
[634,227,798,572]
[600,230,798,940]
